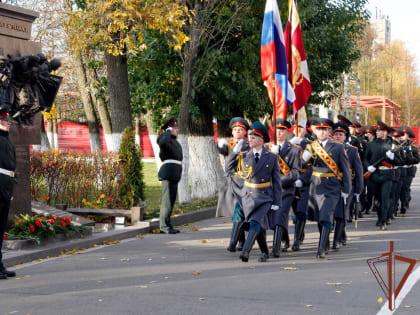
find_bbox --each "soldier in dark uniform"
[0,112,16,279]
[157,118,183,234]
[216,117,250,252]
[290,119,313,251]
[388,128,405,221]
[302,118,351,258]
[337,115,364,159]
[363,121,396,230]
[400,127,419,215]
[332,122,363,250]
[225,122,282,262]
[268,119,301,257]
[363,126,376,214]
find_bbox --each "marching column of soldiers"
[217,115,419,262]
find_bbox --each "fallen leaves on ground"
[120,258,130,262]
[136,233,144,239]
[193,227,200,232]
[61,248,83,255]
[103,240,120,245]
[152,229,161,234]
[192,271,202,275]
[179,247,185,250]
[200,239,208,243]
[99,257,107,260]
[136,285,148,288]
[199,297,205,301]
[284,266,297,271]
[305,305,313,308]
[97,280,103,283]
[24,275,31,278]
[378,297,383,303]
[335,291,341,293]
[404,305,413,308]
[326,282,351,286]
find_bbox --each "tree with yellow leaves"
[65,0,189,150]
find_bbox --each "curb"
[3,207,216,268]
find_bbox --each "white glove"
[386,150,395,160]
[271,145,279,154]
[355,193,360,203]
[302,150,312,162]
[290,137,302,145]
[295,179,303,188]
[232,139,244,154]
[341,192,348,205]
[367,165,376,173]
[217,138,228,148]
[271,205,280,211]
[166,127,173,132]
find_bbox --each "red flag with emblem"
[284,0,312,114]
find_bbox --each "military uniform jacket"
[216,139,250,217]
[345,144,363,195]
[297,138,313,186]
[225,145,282,226]
[0,130,16,201]
[267,140,301,229]
[363,138,395,184]
[403,140,420,177]
[348,135,364,160]
[157,130,183,182]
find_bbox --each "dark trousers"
[401,175,414,209]
[371,170,392,224]
[365,179,375,211]
[159,180,178,231]
[0,198,11,268]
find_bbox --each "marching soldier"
[332,122,363,250]
[301,118,351,258]
[362,126,376,214]
[337,115,364,159]
[400,127,419,215]
[388,129,405,221]
[225,122,282,262]
[0,112,16,279]
[216,117,250,252]
[268,119,301,257]
[157,118,182,234]
[290,118,313,251]
[363,121,396,230]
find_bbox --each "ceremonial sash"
[311,141,341,180]
[278,155,290,176]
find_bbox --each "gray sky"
[367,0,420,78]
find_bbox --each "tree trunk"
[85,61,114,152]
[177,9,202,204]
[74,50,102,152]
[33,115,50,151]
[134,114,140,146]
[46,118,53,148]
[104,52,132,151]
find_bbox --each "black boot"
[227,222,244,252]
[0,268,15,279]
[271,225,282,258]
[281,227,290,252]
[236,229,245,251]
[332,219,344,251]
[256,230,269,262]
[340,226,347,246]
[316,226,331,259]
[239,229,259,262]
[299,221,306,244]
[292,220,305,251]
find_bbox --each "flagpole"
[273,72,277,145]
[294,110,298,137]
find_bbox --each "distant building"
[370,9,391,47]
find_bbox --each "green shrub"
[118,127,145,208]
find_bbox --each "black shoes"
[271,226,282,258]
[316,226,331,259]
[240,229,259,262]
[160,228,180,234]
[292,220,305,251]
[0,268,16,279]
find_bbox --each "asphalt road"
[1,175,420,315]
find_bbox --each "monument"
[0,3,41,225]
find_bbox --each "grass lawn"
[143,161,217,220]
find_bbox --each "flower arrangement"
[6,214,89,244]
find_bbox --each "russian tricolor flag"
[261,0,295,119]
